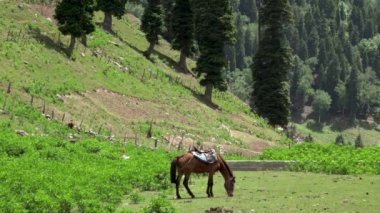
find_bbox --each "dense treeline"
[226,0,380,124]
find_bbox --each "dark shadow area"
[106,26,195,76]
[111,30,145,55]
[330,117,355,131]
[168,195,223,200]
[91,26,221,111]
[191,90,222,111]
[29,30,69,57]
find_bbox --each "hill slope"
[0,1,285,155]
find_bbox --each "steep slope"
[0,1,286,155]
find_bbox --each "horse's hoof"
[191,195,195,199]
[177,196,182,199]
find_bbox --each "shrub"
[143,196,176,213]
[6,144,26,157]
[355,134,364,148]
[335,134,345,145]
[129,191,144,204]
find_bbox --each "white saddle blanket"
[192,150,218,164]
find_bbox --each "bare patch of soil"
[31,4,55,20]
[62,88,189,123]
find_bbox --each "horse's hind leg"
[207,172,214,198]
[183,174,195,198]
[176,172,183,199]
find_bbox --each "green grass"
[118,171,380,213]
[0,129,175,212]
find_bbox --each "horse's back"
[176,152,219,173]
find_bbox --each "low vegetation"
[0,129,175,212]
[259,143,380,174]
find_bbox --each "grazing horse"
[170,152,235,199]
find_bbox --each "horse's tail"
[170,157,177,183]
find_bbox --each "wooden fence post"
[98,124,103,136]
[135,133,139,146]
[61,113,65,123]
[141,69,146,81]
[42,101,46,114]
[30,95,34,106]
[6,82,11,94]
[2,97,7,110]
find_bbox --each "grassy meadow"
[118,171,380,213]
[0,1,379,212]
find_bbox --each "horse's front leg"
[183,173,195,198]
[207,172,214,198]
[176,172,183,199]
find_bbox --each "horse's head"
[224,176,235,197]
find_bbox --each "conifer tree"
[354,134,364,148]
[171,0,195,73]
[54,0,95,57]
[347,66,359,123]
[235,15,246,70]
[193,0,235,103]
[250,0,293,127]
[141,0,164,58]
[335,134,345,145]
[96,0,127,32]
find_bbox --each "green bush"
[5,144,26,157]
[143,196,176,213]
[129,191,144,204]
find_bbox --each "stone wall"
[226,160,296,171]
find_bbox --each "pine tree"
[244,26,256,56]
[250,0,293,127]
[335,134,345,145]
[307,27,319,57]
[354,134,364,148]
[141,0,164,58]
[171,0,194,73]
[96,0,127,32]
[193,0,235,103]
[235,15,246,70]
[347,66,359,123]
[54,0,95,57]
[161,0,174,41]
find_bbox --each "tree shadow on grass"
[109,29,195,76]
[30,30,70,57]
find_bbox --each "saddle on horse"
[189,146,218,164]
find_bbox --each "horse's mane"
[218,154,234,178]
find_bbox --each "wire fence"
[0,80,192,151]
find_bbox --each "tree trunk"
[68,35,76,57]
[179,49,189,73]
[81,35,87,47]
[204,83,213,103]
[144,41,155,58]
[103,12,113,32]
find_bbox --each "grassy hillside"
[0,1,286,155]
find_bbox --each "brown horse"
[170,152,235,199]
